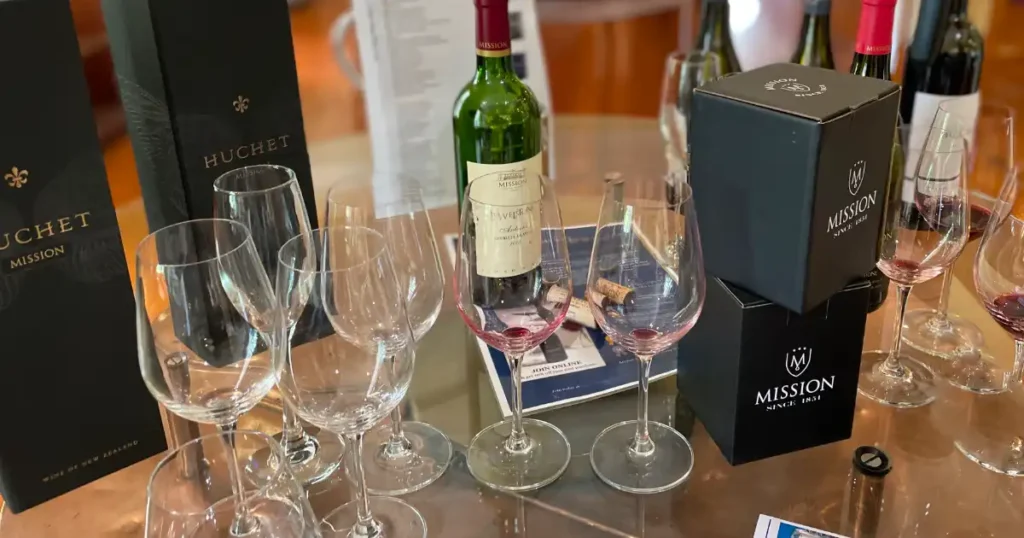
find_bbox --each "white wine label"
[467,153,544,278]
[903,91,980,203]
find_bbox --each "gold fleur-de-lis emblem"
[233,95,250,114]
[4,167,28,189]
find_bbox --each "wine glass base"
[360,421,453,496]
[320,496,426,538]
[247,428,345,487]
[902,309,985,359]
[590,420,693,495]
[956,436,1024,477]
[858,351,937,408]
[467,417,570,493]
[940,350,1011,395]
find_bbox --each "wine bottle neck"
[803,0,831,17]
[475,0,513,74]
[950,0,968,16]
[698,1,731,47]
[853,0,896,56]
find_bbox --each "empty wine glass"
[858,124,970,408]
[136,219,281,535]
[586,174,705,494]
[659,50,722,175]
[325,183,450,496]
[275,226,425,537]
[959,167,1024,476]
[902,104,1016,394]
[453,171,573,492]
[145,431,319,537]
[214,164,344,487]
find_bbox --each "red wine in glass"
[878,258,945,285]
[968,204,992,242]
[984,294,1024,339]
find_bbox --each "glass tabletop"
[3,116,1022,537]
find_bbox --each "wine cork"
[596,278,635,305]
[587,289,610,308]
[545,285,571,305]
[565,296,597,329]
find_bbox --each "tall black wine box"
[101,0,318,230]
[690,63,899,313]
[0,0,166,512]
[676,278,870,465]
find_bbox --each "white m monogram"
[848,160,866,196]
[785,347,813,378]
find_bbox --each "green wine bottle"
[850,0,900,313]
[452,0,543,209]
[791,0,835,69]
[695,0,742,74]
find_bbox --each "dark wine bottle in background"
[850,0,901,313]
[695,0,742,74]
[453,0,543,307]
[900,0,983,224]
[900,0,983,128]
[791,0,835,68]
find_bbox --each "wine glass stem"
[345,432,382,538]
[1011,340,1024,386]
[631,355,655,459]
[383,351,412,455]
[505,352,530,454]
[218,422,257,536]
[880,284,913,379]
[935,266,955,319]
[281,404,312,453]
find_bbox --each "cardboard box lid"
[696,63,900,123]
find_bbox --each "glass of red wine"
[959,167,1024,476]
[586,175,705,494]
[454,171,573,492]
[858,124,970,408]
[902,103,1016,393]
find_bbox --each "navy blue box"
[690,63,899,313]
[0,0,166,512]
[677,277,869,465]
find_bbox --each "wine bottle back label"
[902,91,980,203]
[468,154,544,278]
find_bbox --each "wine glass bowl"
[454,171,573,492]
[145,431,319,538]
[586,176,705,495]
[659,50,723,173]
[859,124,970,408]
[135,219,280,426]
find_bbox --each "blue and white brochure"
[753,515,847,538]
[445,225,677,417]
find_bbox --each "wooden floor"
[98,0,1024,219]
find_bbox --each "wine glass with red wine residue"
[960,168,1024,476]
[902,104,1016,394]
[454,171,573,492]
[858,124,969,408]
[586,175,705,494]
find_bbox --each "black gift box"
[101,0,318,230]
[690,63,899,313]
[676,277,869,465]
[0,0,166,512]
